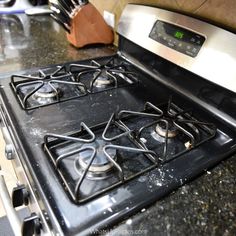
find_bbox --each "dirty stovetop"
[0,14,235,236]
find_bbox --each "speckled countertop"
[110,157,236,236]
[0,14,235,236]
[0,14,115,75]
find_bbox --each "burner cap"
[78,139,116,173]
[155,120,178,138]
[93,71,114,88]
[34,83,59,99]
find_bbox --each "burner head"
[34,83,59,98]
[78,139,116,173]
[93,71,114,88]
[155,120,178,138]
[33,83,60,104]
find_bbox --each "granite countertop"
[0,14,235,236]
[0,14,115,75]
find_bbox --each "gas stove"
[0,4,236,236]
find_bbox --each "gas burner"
[33,83,60,104]
[93,71,115,88]
[34,83,59,99]
[78,139,117,173]
[155,120,178,138]
[117,99,216,163]
[69,57,138,92]
[11,66,87,110]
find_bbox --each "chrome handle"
[0,168,21,236]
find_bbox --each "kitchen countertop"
[0,14,115,75]
[0,14,235,236]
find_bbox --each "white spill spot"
[140,137,147,143]
[141,208,146,212]
[108,207,113,213]
[207,171,211,174]
[138,176,146,182]
[126,219,132,225]
[110,197,116,203]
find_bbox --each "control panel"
[149,20,205,57]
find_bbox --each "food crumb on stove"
[156,181,162,186]
[207,171,211,174]
[141,208,146,212]
[184,141,192,149]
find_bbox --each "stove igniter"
[78,139,117,173]
[93,71,114,88]
[155,120,178,138]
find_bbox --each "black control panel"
[149,20,205,57]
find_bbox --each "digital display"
[174,31,184,39]
[149,20,205,57]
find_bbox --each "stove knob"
[5,144,15,160]
[12,185,29,207]
[22,213,41,236]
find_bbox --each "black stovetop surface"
[1,53,236,235]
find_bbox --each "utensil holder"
[66,3,114,48]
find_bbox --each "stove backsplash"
[90,0,236,46]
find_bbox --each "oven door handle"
[0,169,21,236]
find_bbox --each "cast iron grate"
[69,56,138,93]
[11,66,87,110]
[44,99,216,203]
[11,56,139,110]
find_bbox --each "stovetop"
[0,4,236,236]
[1,53,236,235]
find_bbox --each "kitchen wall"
[90,0,236,45]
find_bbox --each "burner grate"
[11,66,87,110]
[44,116,158,203]
[118,98,217,163]
[44,99,216,203]
[11,56,139,110]
[69,57,138,93]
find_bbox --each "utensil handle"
[51,14,70,33]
